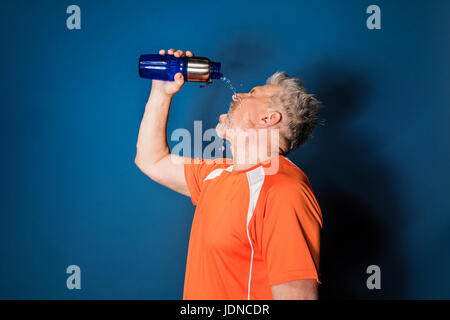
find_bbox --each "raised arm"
[135,48,193,197]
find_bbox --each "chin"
[216,123,225,138]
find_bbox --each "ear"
[255,110,282,128]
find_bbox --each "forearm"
[135,90,173,168]
[271,279,318,300]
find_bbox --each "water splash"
[220,75,240,101]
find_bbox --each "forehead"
[251,84,281,96]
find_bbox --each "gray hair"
[266,71,321,154]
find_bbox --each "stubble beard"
[216,115,231,139]
[216,101,237,139]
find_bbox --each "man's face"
[216,84,281,139]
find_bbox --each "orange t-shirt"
[183,155,322,300]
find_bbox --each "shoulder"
[202,158,233,173]
[260,158,321,221]
[264,176,312,203]
[186,157,232,165]
[184,157,233,182]
[185,157,233,170]
[263,156,313,196]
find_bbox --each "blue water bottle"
[139,54,222,83]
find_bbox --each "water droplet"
[220,76,240,101]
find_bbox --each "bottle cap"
[210,62,223,79]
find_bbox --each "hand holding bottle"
[150,48,194,97]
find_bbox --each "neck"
[230,145,281,172]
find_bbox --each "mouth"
[219,100,239,123]
[229,101,238,112]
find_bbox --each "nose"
[232,93,242,101]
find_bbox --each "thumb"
[175,72,184,85]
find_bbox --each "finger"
[168,48,175,55]
[186,50,194,57]
[174,50,183,57]
[159,49,165,55]
[175,72,184,84]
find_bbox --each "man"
[135,48,322,300]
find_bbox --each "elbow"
[134,155,144,171]
[134,143,150,171]
[134,150,149,171]
[135,145,169,178]
[134,153,159,180]
[135,154,151,174]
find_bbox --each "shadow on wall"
[189,36,407,298]
[288,61,406,299]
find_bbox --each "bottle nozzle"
[210,62,223,79]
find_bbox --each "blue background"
[0,0,449,299]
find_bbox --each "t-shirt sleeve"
[184,158,228,205]
[261,181,323,286]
